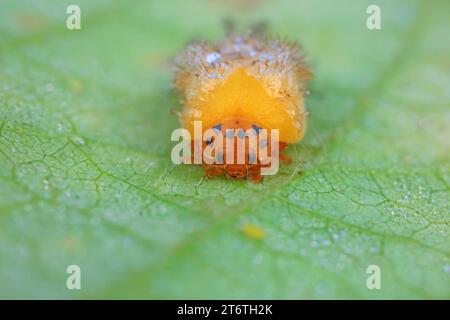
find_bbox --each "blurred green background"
[0,0,449,299]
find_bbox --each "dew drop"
[205,52,221,65]
[72,136,85,145]
[259,53,274,64]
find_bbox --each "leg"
[204,165,224,178]
[247,165,263,183]
[279,153,292,165]
[279,142,292,164]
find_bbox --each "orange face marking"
[182,67,306,143]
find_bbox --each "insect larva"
[173,27,312,182]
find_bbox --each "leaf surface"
[0,0,449,298]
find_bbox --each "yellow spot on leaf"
[241,223,265,240]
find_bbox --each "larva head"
[205,116,267,165]
[200,118,282,181]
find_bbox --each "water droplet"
[259,53,274,64]
[248,49,256,57]
[72,136,85,145]
[208,72,220,79]
[205,52,221,65]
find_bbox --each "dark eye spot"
[252,124,261,133]
[213,123,222,132]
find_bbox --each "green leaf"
[0,0,449,299]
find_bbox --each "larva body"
[173,29,312,181]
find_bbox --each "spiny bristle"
[173,33,312,100]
